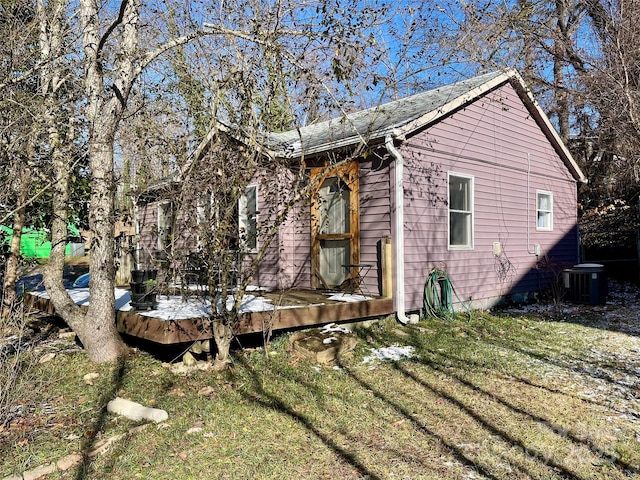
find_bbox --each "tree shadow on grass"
[340,352,587,479]
[428,341,640,422]
[234,354,382,480]
[360,325,639,478]
[339,360,504,480]
[415,353,639,475]
[234,347,508,479]
[74,358,127,480]
[479,335,640,422]
[400,359,639,477]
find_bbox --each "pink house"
[138,69,586,324]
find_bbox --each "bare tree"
[22,0,404,363]
[0,0,41,318]
[581,1,640,186]
[2,0,468,364]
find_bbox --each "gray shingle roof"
[265,70,508,158]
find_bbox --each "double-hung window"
[536,190,553,231]
[157,201,173,251]
[239,185,257,251]
[448,173,474,249]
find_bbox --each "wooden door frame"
[310,161,360,289]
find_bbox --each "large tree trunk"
[42,94,127,362]
[41,0,129,362]
[83,129,128,361]
[44,124,128,362]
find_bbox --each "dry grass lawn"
[1,282,639,479]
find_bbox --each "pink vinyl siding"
[280,201,312,289]
[359,158,392,295]
[400,83,579,310]
[135,202,159,267]
[247,168,313,290]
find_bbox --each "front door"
[310,162,359,288]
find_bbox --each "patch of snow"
[216,294,274,313]
[277,302,326,310]
[139,297,211,320]
[320,323,352,335]
[326,293,372,302]
[245,285,272,292]
[323,336,337,344]
[362,345,415,364]
[32,288,280,320]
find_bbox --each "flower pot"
[146,270,157,281]
[131,269,145,283]
[131,269,157,283]
[130,286,157,310]
[129,274,158,310]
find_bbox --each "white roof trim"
[393,68,586,183]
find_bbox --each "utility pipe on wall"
[526,153,541,257]
[381,236,393,297]
[385,134,415,324]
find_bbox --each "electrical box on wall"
[492,242,502,256]
[534,244,541,256]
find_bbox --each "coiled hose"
[421,269,471,321]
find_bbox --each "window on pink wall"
[157,201,173,251]
[536,190,553,231]
[239,185,257,251]
[448,173,474,249]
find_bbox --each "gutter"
[385,134,416,324]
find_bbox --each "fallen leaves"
[38,352,56,363]
[83,372,99,385]
[197,386,215,397]
[170,388,186,397]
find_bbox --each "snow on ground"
[498,280,640,428]
[362,345,415,364]
[320,323,352,335]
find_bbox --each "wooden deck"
[28,290,394,345]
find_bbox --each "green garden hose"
[421,269,471,321]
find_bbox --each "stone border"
[2,424,149,480]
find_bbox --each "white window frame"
[536,190,553,231]
[157,201,173,251]
[239,185,258,252]
[448,172,474,250]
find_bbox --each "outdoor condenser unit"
[563,264,607,305]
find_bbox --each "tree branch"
[96,0,129,62]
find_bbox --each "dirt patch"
[288,323,358,364]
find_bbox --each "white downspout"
[385,134,414,324]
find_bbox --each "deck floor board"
[29,290,394,344]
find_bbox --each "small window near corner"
[239,185,257,251]
[448,173,474,249]
[536,191,553,231]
